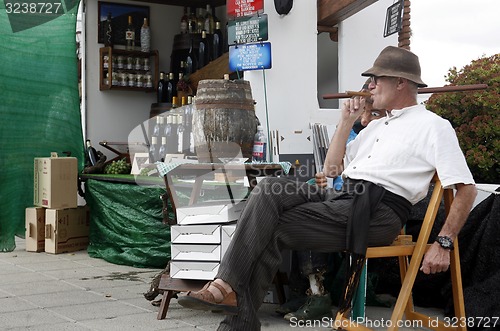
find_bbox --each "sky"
[410,0,500,88]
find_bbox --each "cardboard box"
[45,206,90,254]
[34,153,78,209]
[221,224,237,258]
[171,244,221,261]
[170,261,220,280]
[170,224,221,244]
[175,200,246,225]
[25,207,46,252]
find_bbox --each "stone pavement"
[0,237,443,330]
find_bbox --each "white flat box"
[221,224,237,258]
[171,244,221,261]
[34,153,78,209]
[175,200,246,225]
[25,207,46,252]
[170,261,220,280]
[170,224,221,244]
[45,206,90,254]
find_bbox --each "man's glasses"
[370,76,380,85]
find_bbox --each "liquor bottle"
[140,17,150,52]
[177,113,185,153]
[104,12,113,48]
[163,114,172,139]
[252,126,267,162]
[213,21,223,60]
[149,136,159,162]
[85,140,99,166]
[152,115,163,138]
[188,7,197,34]
[196,7,204,33]
[158,136,167,162]
[125,15,135,51]
[204,4,214,34]
[180,6,188,34]
[198,30,209,69]
[166,72,175,103]
[179,61,186,76]
[185,38,197,75]
[157,72,166,103]
[187,96,195,155]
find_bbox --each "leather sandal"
[177,281,238,315]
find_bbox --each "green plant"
[425,54,500,183]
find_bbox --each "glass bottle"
[149,136,159,162]
[157,72,166,103]
[204,4,214,34]
[152,115,162,138]
[213,21,223,60]
[188,7,197,34]
[85,140,99,166]
[125,15,135,51]
[140,17,150,53]
[166,72,175,103]
[252,126,268,162]
[180,7,188,34]
[196,7,204,33]
[104,12,113,48]
[198,30,209,69]
[158,136,167,162]
[186,38,197,75]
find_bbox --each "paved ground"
[0,237,444,330]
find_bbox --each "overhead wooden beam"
[317,0,378,27]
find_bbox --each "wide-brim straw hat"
[362,46,427,87]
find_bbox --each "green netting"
[0,3,84,251]
[84,179,171,268]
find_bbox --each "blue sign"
[229,42,272,71]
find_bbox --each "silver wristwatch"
[436,235,454,250]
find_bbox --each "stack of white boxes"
[170,200,246,280]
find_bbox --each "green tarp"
[0,2,84,251]
[84,179,171,268]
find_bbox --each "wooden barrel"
[192,79,258,163]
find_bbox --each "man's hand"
[315,172,328,188]
[341,97,365,124]
[420,243,451,274]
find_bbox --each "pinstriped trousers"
[216,177,401,331]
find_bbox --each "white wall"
[245,0,397,158]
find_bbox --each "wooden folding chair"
[334,177,467,331]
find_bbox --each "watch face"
[437,236,453,249]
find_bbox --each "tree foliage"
[425,54,500,183]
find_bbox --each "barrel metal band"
[195,102,255,111]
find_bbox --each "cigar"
[322,91,372,99]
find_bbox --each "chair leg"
[450,239,467,331]
[352,260,368,320]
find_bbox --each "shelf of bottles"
[149,96,195,163]
[99,47,159,92]
[168,5,227,91]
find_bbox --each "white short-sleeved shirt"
[343,104,475,205]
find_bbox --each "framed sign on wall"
[98,1,149,46]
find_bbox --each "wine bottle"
[185,38,197,75]
[158,136,167,162]
[85,140,99,166]
[213,21,223,60]
[149,136,159,162]
[198,30,209,69]
[196,7,204,33]
[125,16,135,51]
[180,7,188,34]
[166,72,175,103]
[188,7,197,34]
[140,17,150,53]
[104,12,113,48]
[204,4,214,34]
[157,72,166,103]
